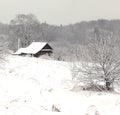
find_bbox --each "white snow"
[0,55,120,115]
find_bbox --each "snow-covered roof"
[14,42,51,54]
[14,48,27,54]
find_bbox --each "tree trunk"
[105,81,111,91]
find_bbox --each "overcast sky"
[0,0,120,25]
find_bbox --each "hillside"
[1,17,120,61]
[0,55,120,115]
[1,18,120,49]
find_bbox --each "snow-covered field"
[0,55,120,115]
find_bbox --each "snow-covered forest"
[1,14,120,60]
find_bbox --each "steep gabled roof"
[14,42,52,54]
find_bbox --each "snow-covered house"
[14,42,53,57]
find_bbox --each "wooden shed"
[14,42,53,57]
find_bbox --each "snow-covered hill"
[0,55,120,115]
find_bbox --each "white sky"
[0,0,120,25]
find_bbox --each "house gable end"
[41,44,53,51]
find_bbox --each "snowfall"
[0,55,120,115]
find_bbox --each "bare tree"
[72,29,120,91]
[0,35,8,66]
[10,14,40,50]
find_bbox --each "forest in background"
[1,14,120,60]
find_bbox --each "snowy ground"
[0,55,120,115]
